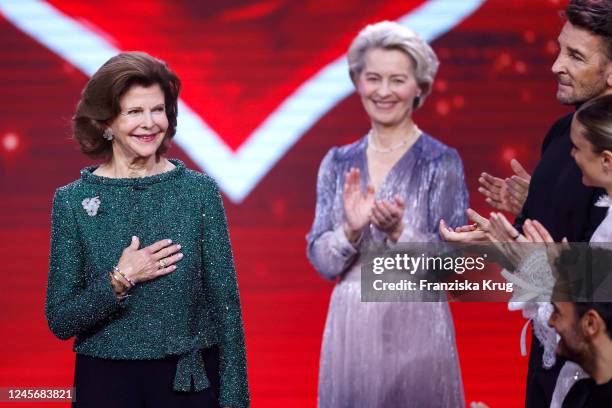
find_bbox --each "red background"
[0,0,572,406]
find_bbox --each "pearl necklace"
[367,126,422,154]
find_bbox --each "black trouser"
[73,347,221,408]
[525,334,565,408]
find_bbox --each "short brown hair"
[73,51,181,159]
[565,0,612,60]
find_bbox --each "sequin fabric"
[45,159,249,408]
[306,134,468,408]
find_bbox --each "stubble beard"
[556,74,609,106]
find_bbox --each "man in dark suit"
[443,1,612,406]
[507,2,612,406]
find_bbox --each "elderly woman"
[307,22,467,407]
[45,52,249,408]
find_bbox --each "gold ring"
[159,259,167,269]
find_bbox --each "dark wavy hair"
[555,247,612,338]
[565,0,612,59]
[72,51,181,159]
[575,302,612,338]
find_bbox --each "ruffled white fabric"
[502,249,553,302]
[502,249,558,368]
[504,199,612,406]
[590,197,612,243]
[594,194,612,208]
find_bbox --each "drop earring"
[413,91,422,109]
[102,128,114,141]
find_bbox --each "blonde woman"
[307,21,467,408]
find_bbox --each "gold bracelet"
[109,272,130,295]
[113,266,135,287]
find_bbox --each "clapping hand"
[342,168,375,243]
[370,195,405,243]
[522,219,567,267]
[479,159,531,215]
[439,208,490,243]
[486,212,560,268]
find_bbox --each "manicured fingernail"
[168,239,172,244]
[178,253,183,258]
[177,244,182,249]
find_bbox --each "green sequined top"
[45,159,249,408]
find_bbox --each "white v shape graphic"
[0,0,485,202]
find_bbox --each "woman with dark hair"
[45,51,249,408]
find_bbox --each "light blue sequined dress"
[307,134,467,408]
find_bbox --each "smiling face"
[356,48,421,128]
[549,302,588,365]
[107,83,169,163]
[552,22,612,105]
[570,117,608,187]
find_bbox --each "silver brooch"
[82,196,101,216]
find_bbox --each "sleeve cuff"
[96,273,129,310]
[329,225,360,258]
[384,226,421,248]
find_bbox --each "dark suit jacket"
[513,113,607,408]
[515,112,606,241]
